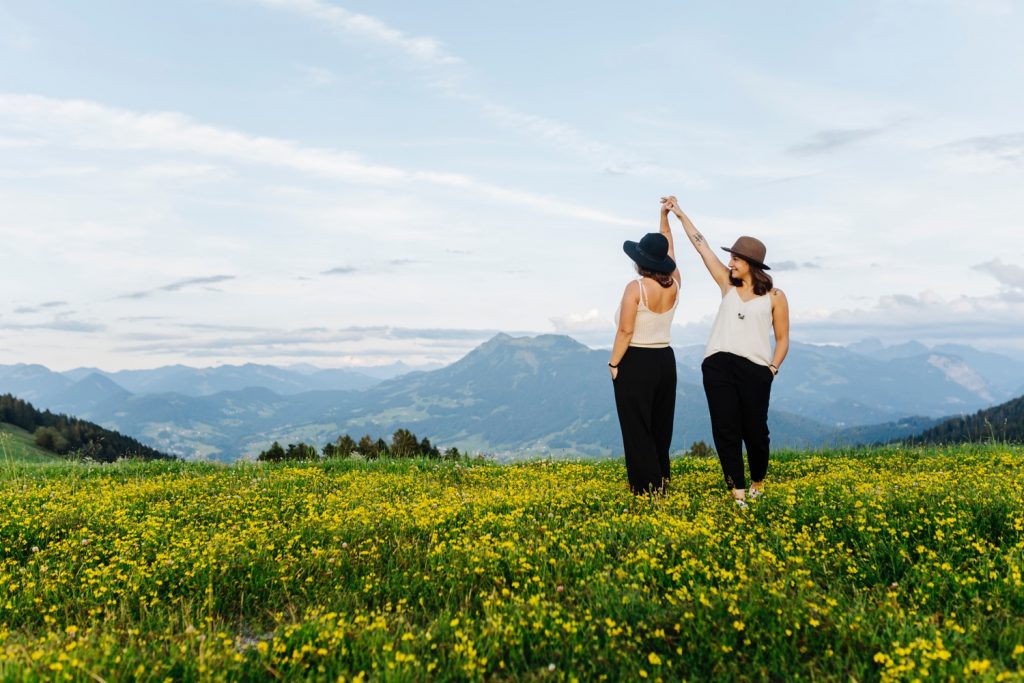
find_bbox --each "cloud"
[12,300,69,314]
[787,124,894,155]
[0,93,638,226]
[770,260,821,272]
[973,259,1024,289]
[321,266,357,276]
[0,315,104,333]
[244,1,670,180]
[549,309,609,334]
[252,0,459,67]
[110,324,513,358]
[944,132,1024,167]
[793,289,1024,345]
[116,275,236,300]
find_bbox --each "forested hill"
[0,394,174,462]
[911,394,1024,444]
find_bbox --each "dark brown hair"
[636,265,675,288]
[729,259,774,295]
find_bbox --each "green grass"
[0,445,1021,681]
[0,422,62,465]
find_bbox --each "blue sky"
[2,0,1024,370]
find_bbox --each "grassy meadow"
[0,444,1021,681]
[0,424,61,466]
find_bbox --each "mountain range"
[2,334,1023,461]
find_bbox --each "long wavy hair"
[729,259,773,296]
[636,265,675,288]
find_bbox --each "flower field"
[0,445,1022,681]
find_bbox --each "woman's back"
[627,277,679,348]
[639,277,678,314]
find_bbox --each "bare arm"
[769,289,790,375]
[661,196,731,292]
[659,205,682,285]
[608,281,640,379]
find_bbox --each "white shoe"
[748,486,764,501]
[734,498,748,510]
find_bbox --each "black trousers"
[701,352,773,490]
[613,346,676,494]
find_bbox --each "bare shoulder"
[770,288,788,307]
[623,280,641,298]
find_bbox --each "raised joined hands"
[660,195,682,217]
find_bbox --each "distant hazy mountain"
[0,361,382,401]
[76,333,842,460]
[674,339,1023,427]
[5,335,1024,461]
[0,364,73,404]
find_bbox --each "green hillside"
[913,394,1024,444]
[0,445,1020,680]
[0,422,62,464]
[0,393,173,462]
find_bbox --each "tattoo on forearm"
[692,232,705,245]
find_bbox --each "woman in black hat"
[608,208,682,495]
[662,195,790,508]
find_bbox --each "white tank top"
[704,287,773,366]
[614,277,679,348]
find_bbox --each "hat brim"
[721,247,770,271]
[624,241,676,274]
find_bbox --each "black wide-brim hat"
[721,236,770,270]
[623,232,676,274]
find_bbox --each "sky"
[2,0,1024,370]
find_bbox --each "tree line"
[910,394,1024,444]
[0,393,174,462]
[256,428,463,462]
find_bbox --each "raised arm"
[658,204,682,285]
[661,196,731,292]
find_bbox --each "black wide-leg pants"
[701,351,773,490]
[613,346,676,494]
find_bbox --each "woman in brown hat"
[608,220,681,495]
[662,195,789,508]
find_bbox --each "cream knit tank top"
[614,277,679,348]
[704,287,773,366]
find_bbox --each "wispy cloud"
[111,324,513,358]
[973,259,1024,289]
[245,0,663,178]
[116,275,236,300]
[12,300,68,314]
[771,260,821,272]
[0,315,104,333]
[321,266,357,276]
[944,132,1024,167]
[0,93,638,226]
[253,0,460,67]
[787,124,895,156]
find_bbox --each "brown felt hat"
[721,236,770,271]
